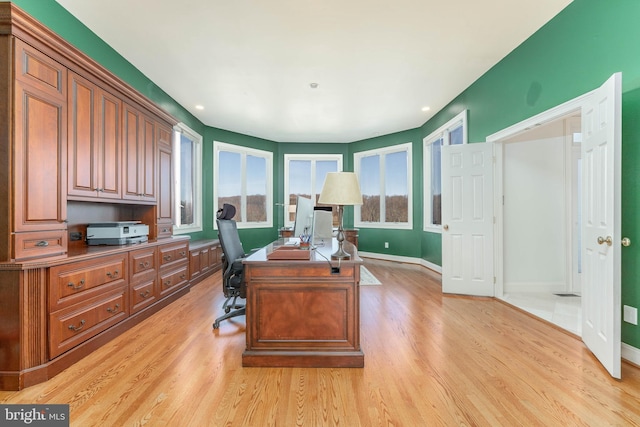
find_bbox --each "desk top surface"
[244,238,362,265]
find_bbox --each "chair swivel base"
[213,306,246,329]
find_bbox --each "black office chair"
[213,204,249,329]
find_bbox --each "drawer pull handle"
[162,228,169,232]
[68,319,86,332]
[106,270,119,278]
[163,255,172,261]
[67,279,85,290]
[139,261,150,269]
[140,290,151,298]
[106,303,120,313]
[35,240,49,247]
[180,274,186,280]
[179,251,186,256]
[163,280,171,287]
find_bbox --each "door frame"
[487,93,591,299]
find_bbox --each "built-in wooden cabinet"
[11,38,68,260]
[189,239,222,285]
[123,103,156,203]
[0,3,187,391]
[67,71,122,200]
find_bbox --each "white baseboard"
[358,251,442,274]
[623,343,640,366]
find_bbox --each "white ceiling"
[55,0,572,143]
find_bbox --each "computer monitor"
[293,196,314,238]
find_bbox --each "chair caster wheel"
[213,321,220,329]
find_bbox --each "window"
[214,141,273,228]
[283,154,342,228]
[173,123,202,234]
[354,142,412,229]
[423,110,467,232]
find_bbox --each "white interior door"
[441,143,494,296]
[581,73,622,378]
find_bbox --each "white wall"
[503,120,567,293]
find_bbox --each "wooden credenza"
[242,239,364,368]
[0,238,191,391]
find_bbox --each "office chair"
[213,204,249,329]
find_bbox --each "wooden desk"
[242,239,364,368]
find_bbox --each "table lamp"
[318,172,363,259]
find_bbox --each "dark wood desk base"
[242,240,363,368]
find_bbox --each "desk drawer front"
[50,254,127,310]
[49,287,128,358]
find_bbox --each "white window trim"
[213,141,273,229]
[172,122,203,235]
[423,110,468,233]
[354,142,413,230]
[283,154,343,229]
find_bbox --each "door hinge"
[493,276,496,284]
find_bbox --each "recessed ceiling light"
[195,105,204,110]
[421,106,430,112]
[310,83,319,89]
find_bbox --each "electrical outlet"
[384,242,389,249]
[624,305,638,325]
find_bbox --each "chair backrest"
[216,219,245,263]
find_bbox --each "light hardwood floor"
[2,260,640,426]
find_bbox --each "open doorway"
[495,113,582,335]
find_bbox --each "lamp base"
[331,246,351,259]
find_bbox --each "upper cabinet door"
[122,103,156,203]
[13,40,67,233]
[67,72,122,200]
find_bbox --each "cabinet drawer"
[13,230,67,261]
[159,264,189,297]
[49,287,128,358]
[130,274,157,313]
[159,242,188,267]
[156,224,173,239]
[129,247,157,280]
[49,254,127,310]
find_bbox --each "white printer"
[86,221,149,245]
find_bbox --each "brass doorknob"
[597,236,613,246]
[622,237,631,247]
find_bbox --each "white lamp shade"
[318,172,363,206]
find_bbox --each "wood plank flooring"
[2,260,640,426]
